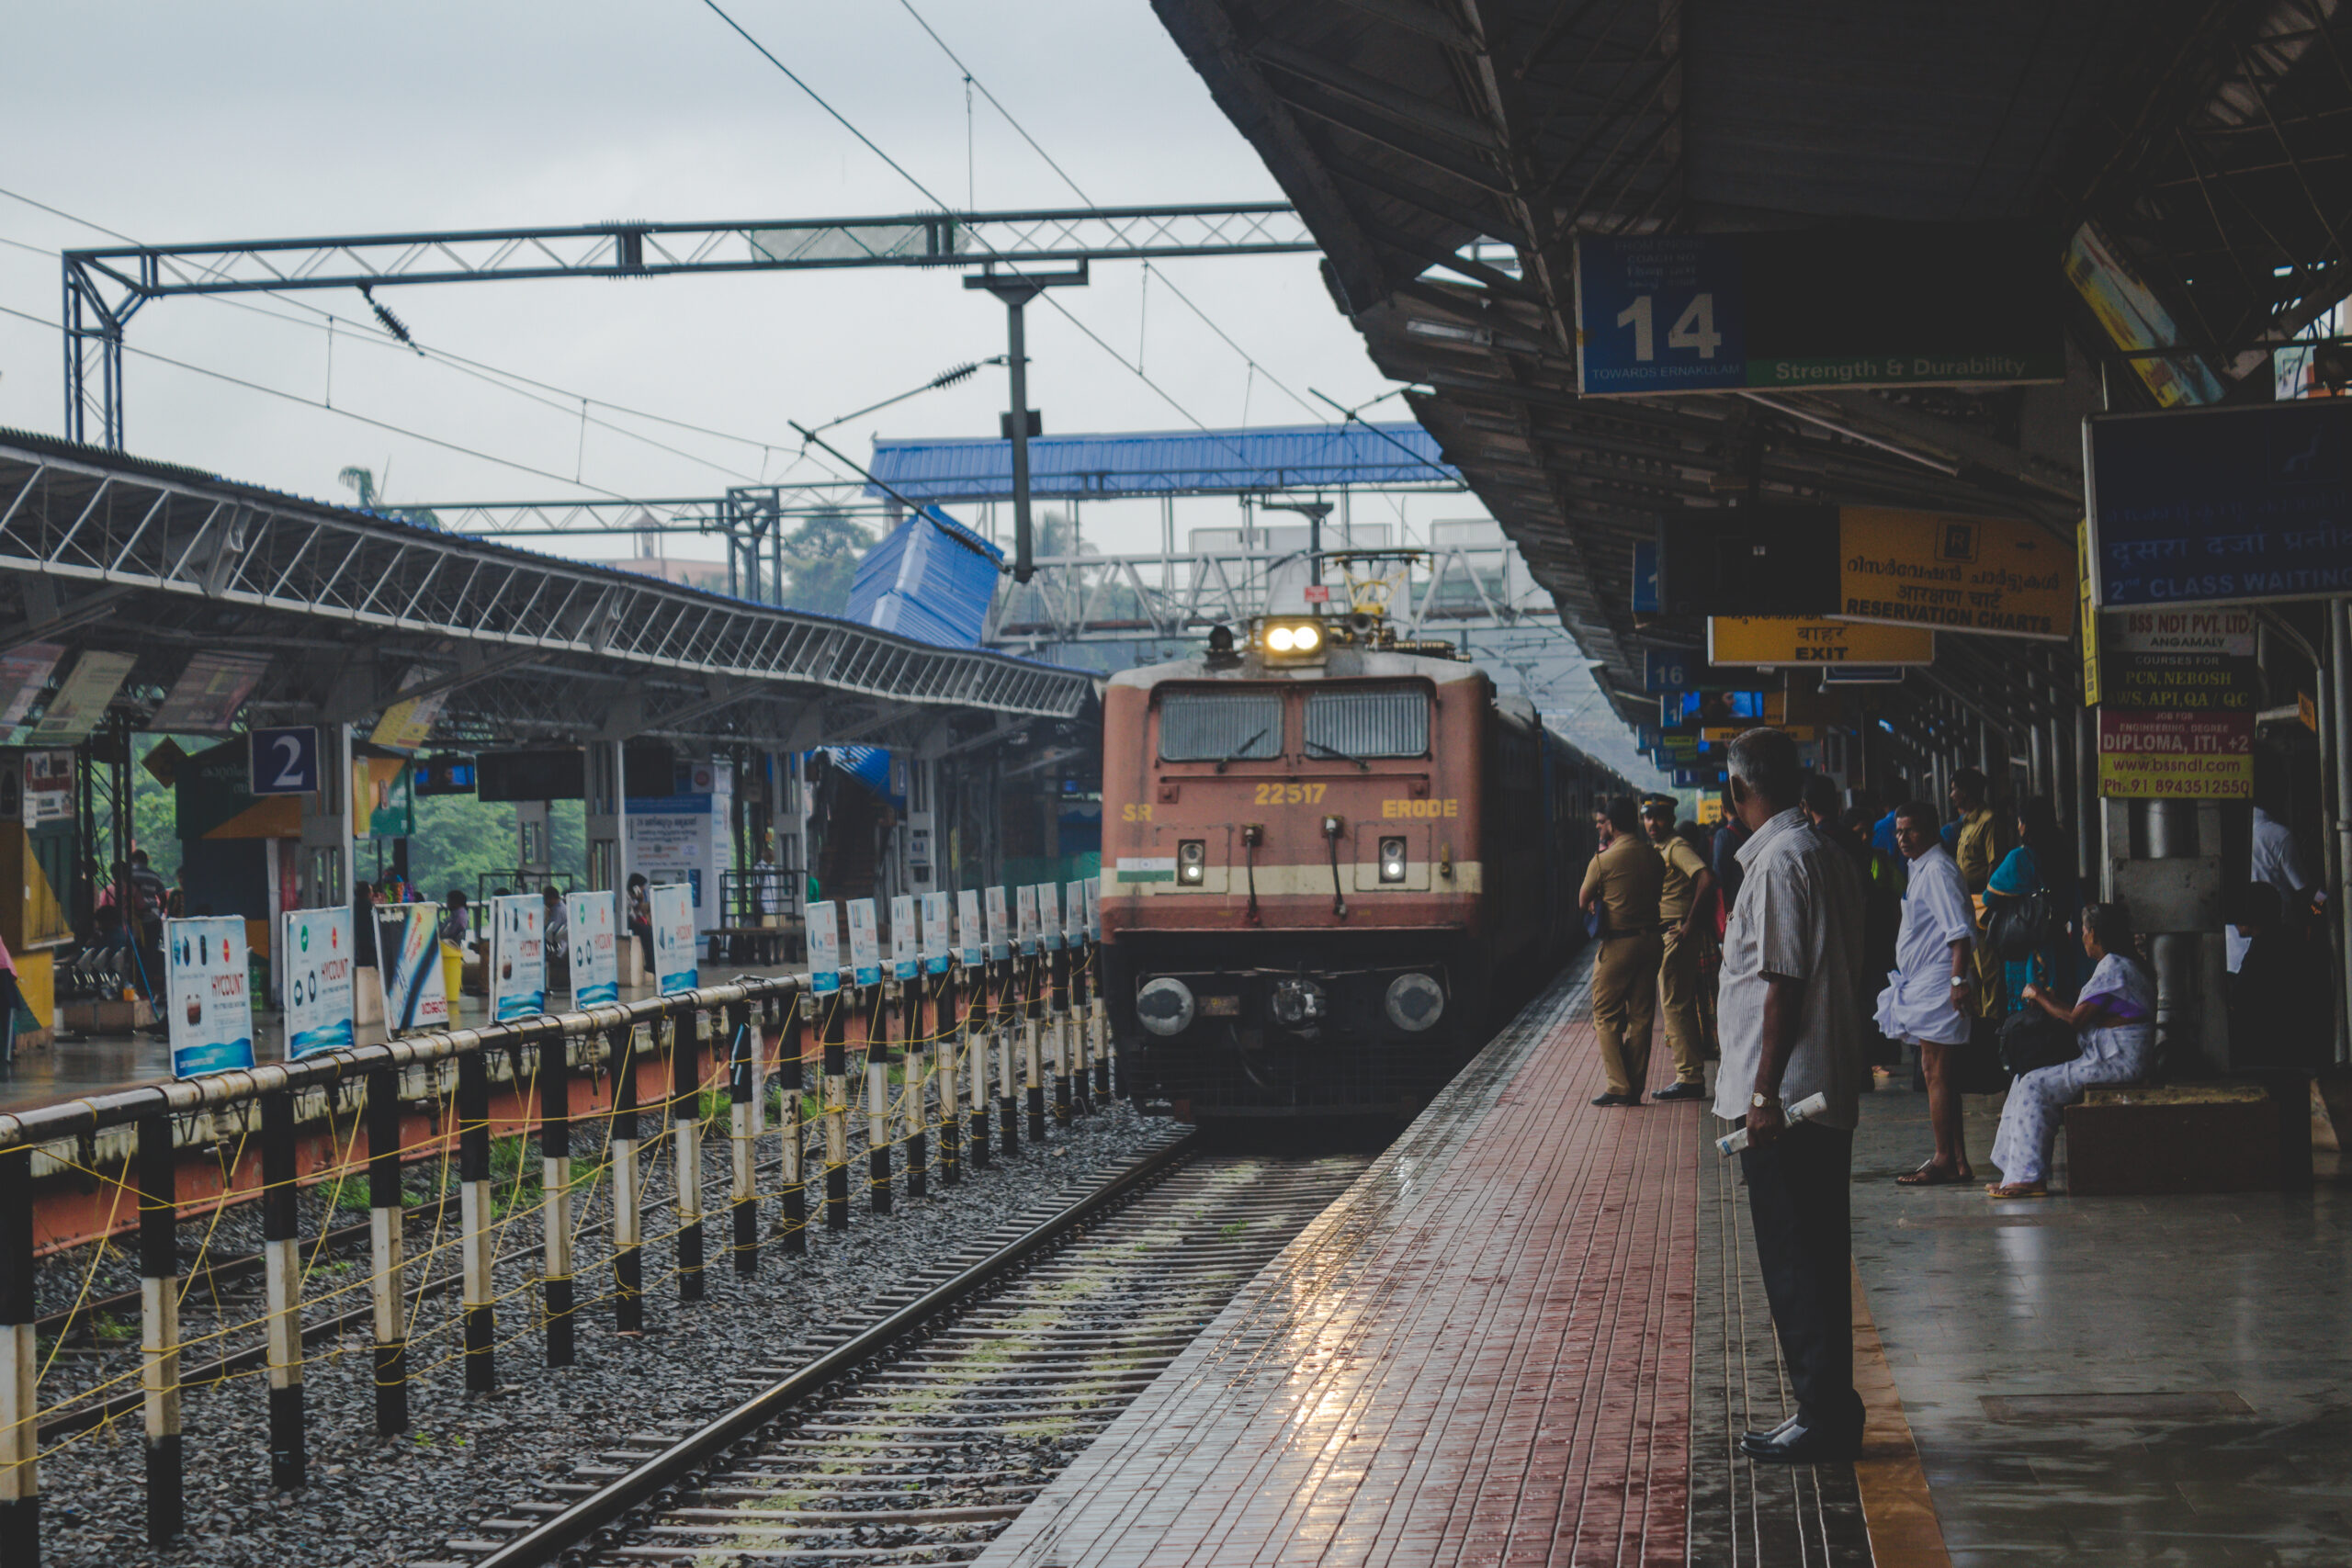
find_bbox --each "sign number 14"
[1614,293,1724,361]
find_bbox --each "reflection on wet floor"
[0,963,804,1114]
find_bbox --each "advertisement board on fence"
[1037,884,1063,952]
[167,916,254,1078]
[922,892,951,976]
[378,904,449,1034]
[566,891,618,1007]
[889,894,918,982]
[1015,885,1040,955]
[488,894,546,1022]
[956,889,983,966]
[281,906,356,1059]
[650,883,697,992]
[807,900,842,994]
[984,886,1011,963]
[846,898,881,987]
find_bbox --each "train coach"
[1100,611,1635,1120]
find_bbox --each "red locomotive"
[1100,612,1634,1119]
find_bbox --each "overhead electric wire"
[888,0,1328,425]
[690,0,1299,469]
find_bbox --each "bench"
[2062,1076,2312,1195]
[706,925,799,966]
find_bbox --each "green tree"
[779,508,875,616]
[338,464,441,530]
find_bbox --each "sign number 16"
[1614,293,1724,362]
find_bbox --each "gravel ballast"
[28,1096,1170,1568]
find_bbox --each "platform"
[978,964,1890,1567]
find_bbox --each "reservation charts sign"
[956,889,984,966]
[922,891,952,976]
[489,895,546,1022]
[281,907,356,1060]
[889,893,918,982]
[167,917,254,1077]
[567,891,618,1007]
[650,883,697,993]
[846,897,881,987]
[378,904,450,1034]
[1838,509,2070,640]
[2088,402,2352,608]
[2098,709,2254,799]
[807,900,842,994]
[1707,617,1933,667]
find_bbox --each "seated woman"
[1986,901,2154,1199]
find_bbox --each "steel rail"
[467,1128,1204,1568]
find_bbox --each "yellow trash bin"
[440,942,464,1010]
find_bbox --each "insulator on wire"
[358,285,415,347]
[928,361,981,389]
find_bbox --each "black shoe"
[1740,1419,1860,1465]
[1741,1411,1804,1447]
[1652,1081,1707,1102]
[1591,1091,1642,1107]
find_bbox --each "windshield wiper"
[1214,727,1271,773]
[1304,738,1371,773]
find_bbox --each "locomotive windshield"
[1304,683,1430,759]
[1159,688,1283,761]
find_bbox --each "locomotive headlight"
[1259,618,1325,660]
[1290,622,1321,651]
[1378,836,1408,883]
[1177,840,1206,885]
[1136,976,1195,1037]
[1266,625,1297,652]
[1385,972,1444,1032]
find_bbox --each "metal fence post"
[728,999,758,1275]
[136,1114,181,1544]
[823,988,850,1232]
[937,964,961,1186]
[967,961,992,1170]
[998,958,1023,1156]
[539,1030,573,1367]
[1024,956,1047,1144]
[260,1089,305,1487]
[780,993,808,1254]
[672,1009,705,1302]
[1050,944,1073,1133]
[0,1145,35,1568]
[608,1024,643,1335]
[866,984,893,1215]
[365,1066,407,1435]
[904,981,929,1201]
[1072,945,1095,1117]
[458,1049,495,1393]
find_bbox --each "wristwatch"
[1749,1091,1779,1111]
[1949,975,1970,988]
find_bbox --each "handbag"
[1996,955,2077,1076]
[1986,887,2052,959]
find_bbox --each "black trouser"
[1739,1121,1863,1438]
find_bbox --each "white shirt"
[1713,808,1870,1130]
[2228,807,2317,972]
[1874,844,1975,1046]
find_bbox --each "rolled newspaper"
[1714,1090,1831,1155]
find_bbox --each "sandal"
[1984,1181,2049,1200]
[1895,1162,1966,1187]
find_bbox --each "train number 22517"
[1254,782,1329,806]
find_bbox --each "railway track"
[422,1133,1368,1567]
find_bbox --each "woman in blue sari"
[1982,796,2077,1010]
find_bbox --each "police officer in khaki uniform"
[1642,797,1716,1101]
[1579,795,1666,1106]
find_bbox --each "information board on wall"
[650,883,697,993]
[281,907,356,1059]
[566,891,618,1007]
[2086,400,2352,607]
[167,916,254,1077]
[377,903,450,1034]
[2093,605,2259,799]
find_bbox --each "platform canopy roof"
[866,422,1459,502]
[0,431,1091,754]
[1153,0,2352,720]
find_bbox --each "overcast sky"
[0,0,1668,790]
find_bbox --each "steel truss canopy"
[0,431,1091,753]
[61,203,1317,449]
[1152,0,2352,725]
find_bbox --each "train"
[1099,610,1637,1121]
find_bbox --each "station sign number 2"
[249,726,321,795]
